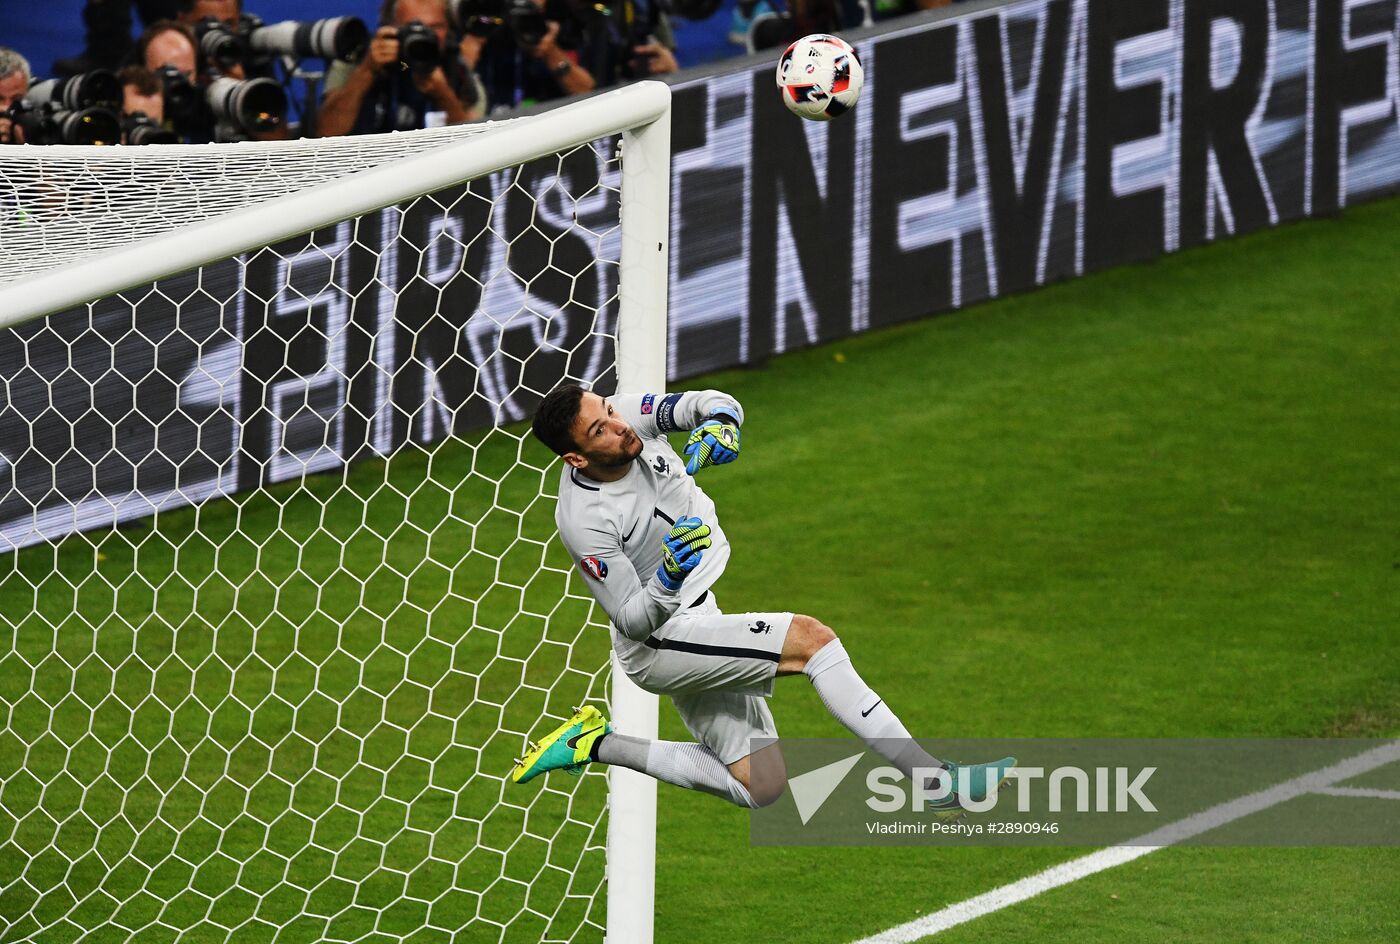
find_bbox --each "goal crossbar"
[0,81,671,332]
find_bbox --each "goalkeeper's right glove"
[656,516,712,591]
[683,413,741,476]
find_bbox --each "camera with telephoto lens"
[6,99,121,145]
[9,70,122,146]
[193,17,244,73]
[26,70,122,112]
[122,112,177,145]
[507,0,549,48]
[449,0,548,48]
[206,75,286,138]
[156,65,200,129]
[244,15,370,62]
[395,21,442,76]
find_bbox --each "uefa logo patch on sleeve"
[641,394,655,414]
[580,557,608,581]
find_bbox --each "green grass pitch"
[2,193,1399,943]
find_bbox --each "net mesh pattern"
[0,122,501,286]
[0,133,626,944]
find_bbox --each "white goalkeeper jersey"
[555,390,743,668]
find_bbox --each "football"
[775,33,865,121]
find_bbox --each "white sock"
[804,638,944,780]
[595,733,756,808]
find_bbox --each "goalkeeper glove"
[656,516,712,591]
[683,412,741,476]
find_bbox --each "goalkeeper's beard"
[586,430,645,469]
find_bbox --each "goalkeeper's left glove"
[683,411,741,476]
[657,516,712,591]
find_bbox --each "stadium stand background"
[0,0,744,79]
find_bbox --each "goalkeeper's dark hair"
[532,384,588,457]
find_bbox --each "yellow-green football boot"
[511,705,612,784]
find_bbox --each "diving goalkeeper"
[513,385,1011,810]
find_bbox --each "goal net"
[0,83,669,944]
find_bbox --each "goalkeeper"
[515,385,1011,811]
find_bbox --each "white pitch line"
[1313,786,1400,801]
[852,740,1400,944]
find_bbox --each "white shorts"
[672,689,779,765]
[629,592,793,765]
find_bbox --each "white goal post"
[0,81,669,943]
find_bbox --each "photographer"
[317,0,484,137]
[137,19,198,83]
[560,0,678,91]
[118,65,164,124]
[175,0,243,79]
[136,19,288,142]
[174,0,267,81]
[117,65,179,143]
[134,20,209,140]
[0,48,31,144]
[468,0,594,114]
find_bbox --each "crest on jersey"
[580,557,608,581]
[641,393,655,414]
